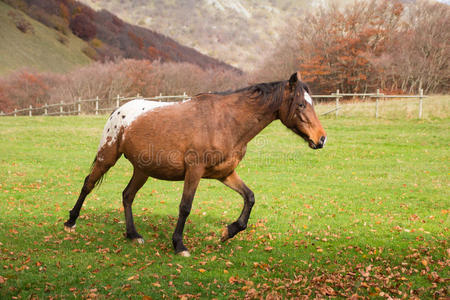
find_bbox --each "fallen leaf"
[122,284,131,291]
[127,274,139,281]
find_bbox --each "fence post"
[44,103,48,116]
[418,88,423,119]
[335,89,340,118]
[60,100,63,116]
[95,96,99,115]
[29,105,32,117]
[116,95,120,108]
[183,92,187,101]
[78,97,81,115]
[14,108,17,117]
[159,93,162,102]
[375,89,380,119]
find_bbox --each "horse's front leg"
[172,165,204,257]
[219,171,255,242]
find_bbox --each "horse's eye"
[298,103,306,109]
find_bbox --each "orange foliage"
[128,31,144,50]
[297,0,403,93]
[59,3,70,23]
[0,70,51,112]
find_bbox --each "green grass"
[0,1,91,76]
[0,112,449,298]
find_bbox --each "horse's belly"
[204,160,240,179]
[203,148,245,179]
[124,146,186,180]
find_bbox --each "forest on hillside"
[1,0,235,70]
[256,0,449,94]
[0,0,448,112]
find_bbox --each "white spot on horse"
[98,99,179,150]
[304,92,313,105]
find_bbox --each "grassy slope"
[0,105,448,297]
[0,1,91,76]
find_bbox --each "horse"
[64,71,327,257]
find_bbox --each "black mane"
[211,81,286,112]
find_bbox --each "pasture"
[0,99,449,298]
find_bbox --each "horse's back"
[98,99,177,150]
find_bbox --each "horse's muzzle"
[310,136,327,149]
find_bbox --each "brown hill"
[2,0,239,72]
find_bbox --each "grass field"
[0,104,449,298]
[0,1,91,76]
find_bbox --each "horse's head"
[278,72,327,149]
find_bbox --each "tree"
[254,0,449,94]
[70,13,96,41]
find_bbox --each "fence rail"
[0,90,426,119]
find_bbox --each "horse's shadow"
[62,208,241,255]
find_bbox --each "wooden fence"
[0,93,189,117]
[315,88,426,119]
[0,90,426,119]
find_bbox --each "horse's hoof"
[178,250,191,257]
[64,225,76,233]
[133,238,145,244]
[220,228,229,242]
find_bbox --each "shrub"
[56,33,69,45]
[90,38,103,49]
[0,59,246,113]
[70,13,96,41]
[82,46,99,60]
[0,70,51,111]
[2,0,28,11]
[8,11,34,34]
[127,31,144,50]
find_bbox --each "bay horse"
[64,72,327,257]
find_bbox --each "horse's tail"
[64,119,123,231]
[90,156,106,188]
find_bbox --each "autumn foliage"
[0,60,245,113]
[6,0,238,71]
[70,13,96,41]
[257,0,449,94]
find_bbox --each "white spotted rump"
[98,99,180,150]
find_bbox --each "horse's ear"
[288,72,298,89]
[289,71,302,89]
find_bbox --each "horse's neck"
[230,101,277,148]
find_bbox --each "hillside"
[1,0,238,73]
[0,0,238,76]
[79,0,446,72]
[0,1,91,75]
[79,0,357,72]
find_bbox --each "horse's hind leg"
[219,171,255,242]
[64,149,119,232]
[122,169,148,243]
